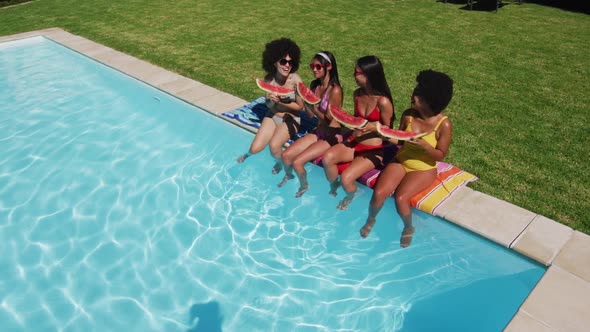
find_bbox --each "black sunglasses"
[279,58,295,66]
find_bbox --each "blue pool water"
[0,36,544,331]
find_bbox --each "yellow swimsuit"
[396,116,448,172]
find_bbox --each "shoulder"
[377,95,394,111]
[289,73,303,84]
[329,84,343,96]
[439,115,453,130]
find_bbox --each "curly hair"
[413,70,454,114]
[262,38,301,75]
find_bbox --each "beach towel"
[222,96,317,144]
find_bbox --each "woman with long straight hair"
[321,55,395,210]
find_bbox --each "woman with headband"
[278,51,344,197]
[237,38,304,175]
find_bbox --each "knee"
[340,171,356,187]
[395,192,411,207]
[292,158,306,171]
[281,149,294,164]
[322,150,336,166]
[371,188,390,206]
[269,142,283,155]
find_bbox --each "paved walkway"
[2,28,589,332]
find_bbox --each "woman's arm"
[409,117,453,161]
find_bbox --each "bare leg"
[395,169,437,248]
[279,134,317,187]
[238,117,277,163]
[337,156,379,210]
[360,163,405,238]
[292,140,330,198]
[268,121,292,175]
[321,143,354,197]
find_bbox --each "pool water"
[0,36,544,331]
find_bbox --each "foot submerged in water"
[271,162,283,175]
[295,185,309,198]
[360,218,376,238]
[237,153,250,163]
[277,174,294,188]
[400,226,415,248]
[337,193,355,210]
[329,180,340,197]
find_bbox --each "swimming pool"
[0,36,545,331]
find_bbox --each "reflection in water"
[188,301,223,332]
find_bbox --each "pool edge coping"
[3,28,589,332]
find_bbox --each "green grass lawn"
[1,0,588,233]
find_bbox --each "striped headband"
[316,52,332,64]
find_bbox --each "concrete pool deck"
[2,28,589,332]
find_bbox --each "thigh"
[269,121,292,149]
[251,117,277,147]
[396,169,437,199]
[294,139,330,164]
[322,143,355,165]
[342,156,377,181]
[284,133,317,157]
[373,162,406,197]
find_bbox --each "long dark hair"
[261,38,301,74]
[310,51,341,90]
[356,55,394,122]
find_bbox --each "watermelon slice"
[329,105,367,129]
[297,82,320,104]
[376,122,427,140]
[256,78,294,96]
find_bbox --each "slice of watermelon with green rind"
[376,122,427,140]
[297,82,321,104]
[329,105,368,129]
[256,78,294,96]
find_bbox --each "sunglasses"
[354,69,364,76]
[309,63,324,71]
[279,58,295,66]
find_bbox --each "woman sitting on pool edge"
[278,51,345,197]
[360,69,454,248]
[237,38,304,175]
[321,55,395,210]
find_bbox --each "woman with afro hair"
[237,38,305,175]
[359,69,454,248]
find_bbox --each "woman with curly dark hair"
[321,55,395,211]
[237,38,304,175]
[278,51,345,197]
[359,69,454,248]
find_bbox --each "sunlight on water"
[0,37,544,331]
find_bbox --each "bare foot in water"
[400,226,415,248]
[237,153,249,163]
[295,185,309,198]
[360,218,376,238]
[277,174,294,188]
[337,194,354,210]
[329,180,340,197]
[271,162,282,175]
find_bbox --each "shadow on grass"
[439,0,589,14]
